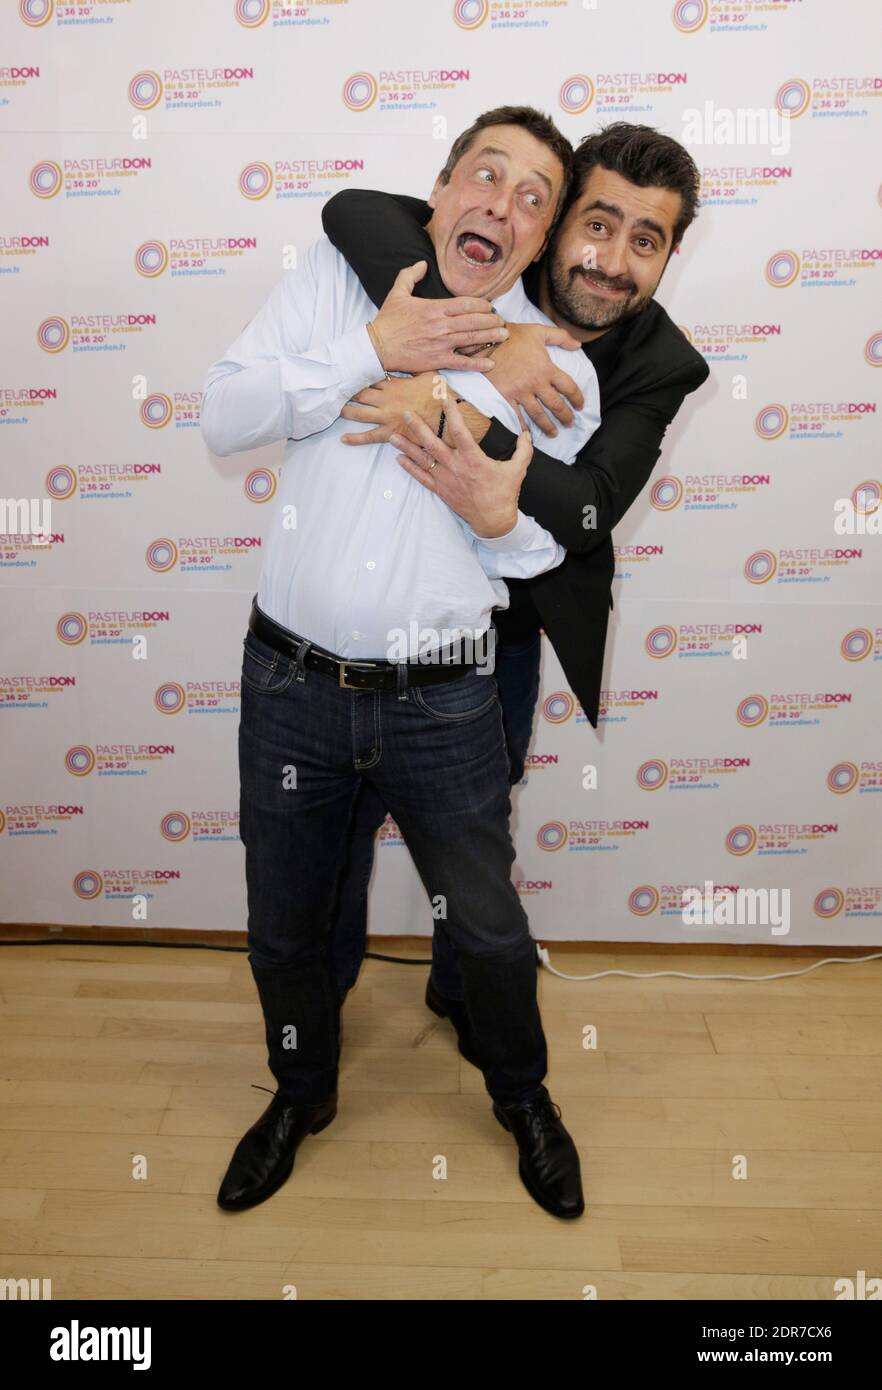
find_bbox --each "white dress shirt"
[201,235,600,659]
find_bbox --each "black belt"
[248,600,481,690]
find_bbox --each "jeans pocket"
[240,631,296,695]
[410,668,499,722]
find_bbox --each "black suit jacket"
[322,191,710,728]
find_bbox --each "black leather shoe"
[425,976,482,1067]
[493,1084,585,1219]
[217,1090,336,1211]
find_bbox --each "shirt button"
[383,489,393,499]
[352,630,362,639]
[366,560,376,570]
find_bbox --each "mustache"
[571,265,636,294]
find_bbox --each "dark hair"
[569,122,701,247]
[437,105,574,221]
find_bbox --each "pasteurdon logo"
[765,249,800,287]
[629,885,659,915]
[736,695,769,727]
[726,824,757,856]
[19,0,54,25]
[245,468,277,502]
[853,480,882,515]
[744,550,777,583]
[66,745,97,776]
[240,162,273,199]
[73,870,103,899]
[46,466,76,499]
[559,76,594,114]
[128,70,163,110]
[826,761,859,794]
[135,241,169,277]
[672,0,708,33]
[452,0,488,28]
[536,821,568,851]
[650,476,683,510]
[775,79,811,119]
[37,317,70,353]
[155,683,186,715]
[814,888,844,918]
[637,759,668,790]
[160,812,191,842]
[645,626,678,658]
[342,73,377,111]
[235,0,270,25]
[542,692,575,723]
[840,628,873,661]
[146,539,178,573]
[30,160,62,198]
[56,613,88,646]
[140,394,173,428]
[755,404,788,439]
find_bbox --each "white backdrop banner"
[1,0,880,945]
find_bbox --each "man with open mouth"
[321,120,711,1073]
[458,229,503,268]
[202,106,605,1221]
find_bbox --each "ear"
[427,175,444,211]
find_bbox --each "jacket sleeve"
[480,358,711,553]
[321,189,450,307]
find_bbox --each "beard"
[546,244,654,332]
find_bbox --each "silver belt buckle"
[338,659,379,689]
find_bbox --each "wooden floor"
[0,941,881,1300]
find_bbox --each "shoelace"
[526,1096,563,1135]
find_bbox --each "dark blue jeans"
[330,628,542,1001]
[238,612,546,1107]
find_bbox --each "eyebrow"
[473,145,554,200]
[582,198,669,245]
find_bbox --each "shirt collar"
[488,275,534,321]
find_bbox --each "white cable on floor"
[536,946,882,983]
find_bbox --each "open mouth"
[578,269,629,297]
[457,231,502,268]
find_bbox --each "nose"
[599,233,628,281]
[484,187,514,223]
